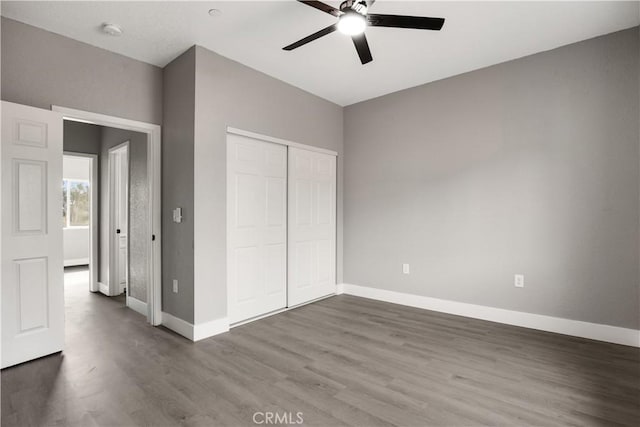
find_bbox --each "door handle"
[116,229,121,234]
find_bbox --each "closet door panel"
[288,147,336,307]
[227,135,287,324]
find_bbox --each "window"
[62,180,90,227]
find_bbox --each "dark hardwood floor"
[2,268,639,426]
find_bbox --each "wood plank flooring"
[2,268,639,426]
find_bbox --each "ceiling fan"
[283,0,445,65]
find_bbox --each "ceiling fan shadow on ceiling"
[283,0,446,65]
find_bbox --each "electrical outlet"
[402,263,410,275]
[514,274,524,288]
[173,279,178,293]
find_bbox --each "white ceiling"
[2,1,638,106]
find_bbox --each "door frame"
[107,141,129,300]
[53,106,162,326]
[63,151,99,292]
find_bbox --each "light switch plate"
[173,207,182,223]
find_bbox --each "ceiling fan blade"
[283,24,338,51]
[351,33,373,64]
[367,14,445,30]
[298,0,341,17]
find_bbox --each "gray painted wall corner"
[161,47,196,323]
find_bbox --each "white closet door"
[2,101,64,368]
[227,134,287,324]
[288,147,336,307]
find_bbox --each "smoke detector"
[102,23,123,36]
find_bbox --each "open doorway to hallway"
[1,101,162,369]
[62,153,97,291]
[63,120,149,316]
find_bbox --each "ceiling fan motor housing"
[340,0,369,15]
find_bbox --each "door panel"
[227,134,287,324]
[265,243,286,295]
[109,145,128,296]
[14,160,47,233]
[288,148,336,307]
[117,149,128,294]
[118,235,127,287]
[16,257,49,332]
[2,101,64,368]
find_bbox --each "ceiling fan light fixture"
[337,11,366,36]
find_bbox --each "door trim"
[63,152,99,292]
[227,127,338,157]
[53,106,162,326]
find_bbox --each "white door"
[227,134,287,324]
[288,147,336,307]
[109,144,128,296]
[1,101,64,368]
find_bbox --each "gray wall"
[192,46,344,324]
[1,17,162,125]
[344,28,640,329]
[100,127,148,302]
[63,120,101,155]
[161,48,196,322]
[127,131,148,303]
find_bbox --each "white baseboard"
[98,282,109,295]
[127,297,147,317]
[161,312,229,342]
[340,283,640,348]
[193,317,230,341]
[64,258,89,267]
[335,283,345,295]
[161,312,194,340]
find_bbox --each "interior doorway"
[63,120,150,318]
[57,106,162,325]
[62,153,98,293]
